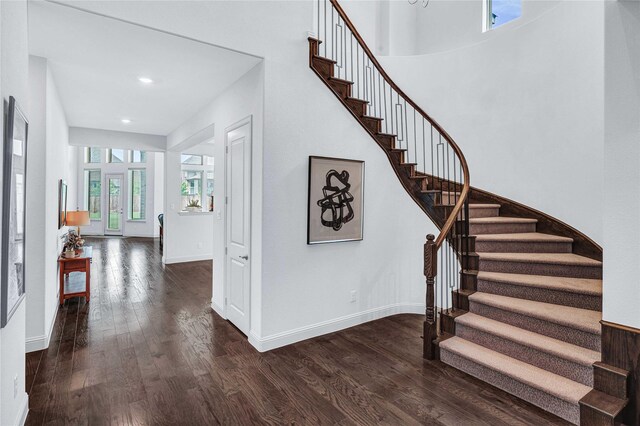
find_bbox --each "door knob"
[239,255,249,260]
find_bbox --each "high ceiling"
[28,1,262,136]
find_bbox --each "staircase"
[309,1,629,424]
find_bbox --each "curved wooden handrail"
[329,0,470,248]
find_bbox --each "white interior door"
[225,117,252,335]
[104,174,124,236]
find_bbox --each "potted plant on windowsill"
[185,199,202,213]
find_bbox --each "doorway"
[104,173,124,236]
[225,116,252,335]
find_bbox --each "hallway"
[24,238,567,425]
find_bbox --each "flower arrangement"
[63,230,85,253]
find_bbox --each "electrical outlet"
[216,210,222,220]
[170,203,176,210]
[350,290,357,303]
[13,374,18,398]
[197,242,203,249]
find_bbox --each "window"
[181,154,203,165]
[484,0,521,31]
[128,169,146,220]
[85,147,101,163]
[130,150,146,163]
[108,149,125,163]
[84,170,101,220]
[181,170,203,210]
[206,172,215,211]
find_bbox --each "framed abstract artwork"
[1,96,28,328]
[307,156,364,244]
[58,179,67,229]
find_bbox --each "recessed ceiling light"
[121,118,131,124]
[138,77,154,84]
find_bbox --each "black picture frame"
[58,179,67,229]
[307,156,365,244]
[1,96,28,328]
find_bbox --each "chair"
[158,213,163,250]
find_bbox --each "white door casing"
[225,116,252,335]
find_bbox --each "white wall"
[378,0,604,244]
[0,0,29,424]
[75,147,162,238]
[603,0,640,330]
[25,56,79,354]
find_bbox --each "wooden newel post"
[423,234,438,360]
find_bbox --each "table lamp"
[66,210,90,236]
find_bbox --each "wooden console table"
[58,246,93,305]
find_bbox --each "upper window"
[485,0,521,31]
[130,150,146,163]
[108,149,125,163]
[181,154,203,165]
[85,147,101,164]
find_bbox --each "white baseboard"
[164,254,213,264]
[26,298,59,353]
[248,302,425,352]
[211,299,226,319]
[26,334,47,353]
[14,392,28,426]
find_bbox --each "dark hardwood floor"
[25,237,568,425]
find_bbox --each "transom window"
[181,154,203,165]
[130,150,146,163]
[108,148,125,163]
[484,0,521,31]
[85,147,101,164]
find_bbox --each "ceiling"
[28,1,262,136]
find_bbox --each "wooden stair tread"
[345,96,367,104]
[439,203,500,209]
[362,115,382,121]
[439,336,591,404]
[469,217,537,224]
[328,76,354,85]
[580,389,628,418]
[469,292,601,334]
[477,252,602,267]
[456,312,600,366]
[477,271,602,296]
[312,54,336,64]
[475,232,573,243]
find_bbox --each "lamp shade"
[66,210,90,227]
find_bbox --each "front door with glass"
[104,174,123,235]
